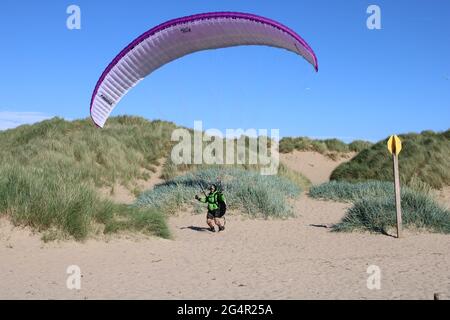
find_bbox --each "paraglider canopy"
[90,12,318,128]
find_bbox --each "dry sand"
[280,151,355,185]
[437,187,450,210]
[1,152,449,300]
[1,196,449,300]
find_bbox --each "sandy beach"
[1,152,449,300]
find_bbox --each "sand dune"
[280,151,355,185]
[1,152,449,300]
[98,158,166,204]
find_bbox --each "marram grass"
[136,167,301,218]
[309,181,450,234]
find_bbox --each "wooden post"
[392,153,402,238]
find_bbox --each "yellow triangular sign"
[387,135,402,155]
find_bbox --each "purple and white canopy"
[90,12,318,128]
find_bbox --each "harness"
[198,182,227,222]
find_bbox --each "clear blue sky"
[1,0,449,141]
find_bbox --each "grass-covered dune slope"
[279,136,372,154]
[331,130,450,189]
[0,116,176,240]
[0,116,307,240]
[310,181,450,234]
[1,115,447,239]
[0,116,177,187]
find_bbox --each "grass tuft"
[309,181,450,234]
[136,167,301,218]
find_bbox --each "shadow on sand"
[180,226,211,232]
[309,224,397,238]
[309,224,334,229]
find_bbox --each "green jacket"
[198,191,226,212]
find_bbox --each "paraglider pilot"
[195,184,226,232]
